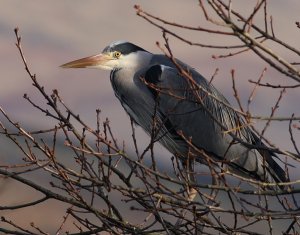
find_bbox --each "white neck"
[120,51,152,70]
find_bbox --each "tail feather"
[252,134,288,186]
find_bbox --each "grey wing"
[143,64,286,183]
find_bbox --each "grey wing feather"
[142,63,286,183]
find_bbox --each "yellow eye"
[113,51,121,58]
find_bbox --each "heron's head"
[61,41,152,71]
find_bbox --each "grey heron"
[61,41,287,187]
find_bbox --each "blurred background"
[1,0,300,233]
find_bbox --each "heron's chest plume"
[110,68,138,103]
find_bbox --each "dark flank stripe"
[144,64,162,97]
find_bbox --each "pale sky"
[1,1,300,232]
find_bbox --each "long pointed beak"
[60,53,112,69]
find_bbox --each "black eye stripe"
[103,42,147,55]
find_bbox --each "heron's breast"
[110,69,154,127]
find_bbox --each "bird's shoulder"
[137,57,211,98]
